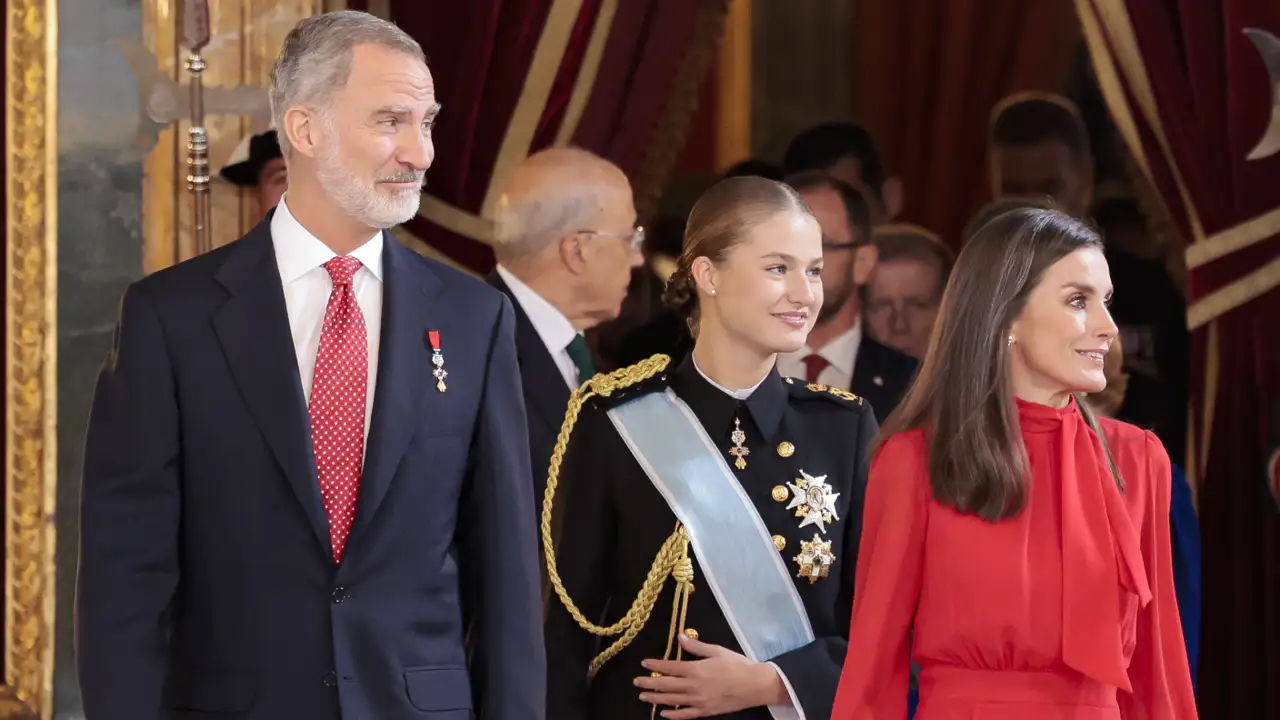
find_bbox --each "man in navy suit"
[76,11,544,720]
[779,171,917,422]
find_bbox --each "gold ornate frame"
[3,0,58,716]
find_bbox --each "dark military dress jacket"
[544,354,878,720]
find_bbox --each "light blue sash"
[607,389,815,664]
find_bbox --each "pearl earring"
[1007,335,1014,347]
[710,288,717,296]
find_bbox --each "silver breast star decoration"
[785,470,840,533]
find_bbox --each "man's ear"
[852,243,880,285]
[881,177,904,221]
[283,106,318,159]
[558,233,589,274]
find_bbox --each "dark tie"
[802,354,830,383]
[565,334,596,384]
[308,256,367,564]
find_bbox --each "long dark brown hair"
[876,207,1123,521]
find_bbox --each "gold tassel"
[650,535,695,720]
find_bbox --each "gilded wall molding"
[3,0,58,716]
[141,0,346,274]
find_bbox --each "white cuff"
[765,661,806,720]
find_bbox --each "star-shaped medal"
[785,470,840,533]
[793,533,836,584]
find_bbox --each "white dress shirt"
[272,197,383,443]
[692,353,767,399]
[777,321,862,390]
[494,264,582,389]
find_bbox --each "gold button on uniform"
[683,628,699,641]
[772,485,789,502]
[773,534,787,551]
[777,441,795,458]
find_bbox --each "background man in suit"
[76,11,544,720]
[783,121,904,225]
[779,171,917,422]
[219,124,288,219]
[865,224,955,360]
[489,147,643,493]
[987,93,1094,218]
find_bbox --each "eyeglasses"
[577,226,646,253]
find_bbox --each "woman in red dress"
[831,207,1197,719]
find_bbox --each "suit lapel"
[213,221,332,556]
[850,339,889,411]
[348,235,440,544]
[489,272,571,434]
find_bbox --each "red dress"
[831,398,1198,719]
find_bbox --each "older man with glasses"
[488,146,643,516]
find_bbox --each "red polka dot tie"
[309,256,368,564]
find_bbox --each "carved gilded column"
[4,0,58,716]
[715,0,752,171]
[141,0,346,274]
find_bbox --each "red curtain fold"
[853,0,1082,248]
[1076,0,1280,715]
[348,0,714,274]
[570,3,700,178]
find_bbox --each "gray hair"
[270,11,425,157]
[493,190,601,260]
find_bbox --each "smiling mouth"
[774,311,809,328]
[1076,349,1106,366]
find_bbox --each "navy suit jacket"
[849,336,917,424]
[486,271,572,492]
[76,216,545,720]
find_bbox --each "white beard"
[315,131,421,229]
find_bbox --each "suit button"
[332,586,348,603]
[322,671,337,688]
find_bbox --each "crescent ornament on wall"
[1243,28,1280,161]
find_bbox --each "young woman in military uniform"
[543,176,879,720]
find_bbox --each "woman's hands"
[634,634,792,719]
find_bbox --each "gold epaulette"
[542,354,696,680]
[784,378,865,406]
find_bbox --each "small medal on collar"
[428,330,448,392]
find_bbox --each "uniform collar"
[271,195,384,284]
[669,353,787,441]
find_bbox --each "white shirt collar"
[796,320,862,376]
[692,353,769,400]
[494,264,578,354]
[271,195,384,284]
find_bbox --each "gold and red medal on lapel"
[428,330,447,392]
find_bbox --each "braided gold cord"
[542,355,682,677]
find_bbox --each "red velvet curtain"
[1076,0,1280,715]
[347,0,722,273]
[852,0,1082,248]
